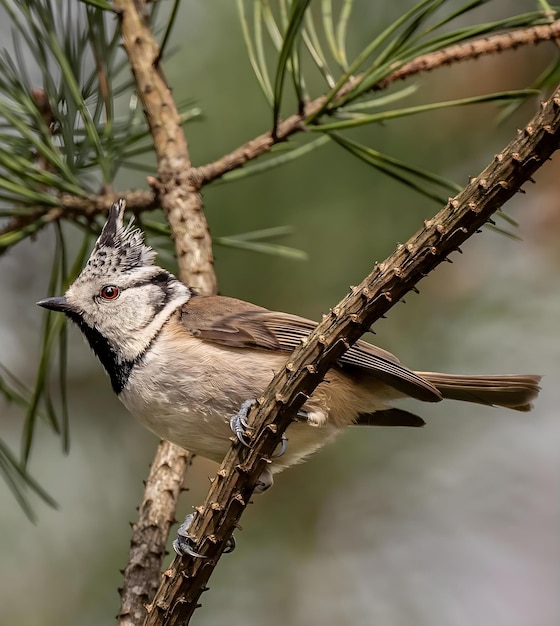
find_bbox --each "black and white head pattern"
[82,199,157,280]
[60,199,191,393]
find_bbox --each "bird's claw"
[230,399,257,447]
[223,534,236,554]
[271,433,288,458]
[231,401,293,456]
[173,513,237,557]
[173,513,206,558]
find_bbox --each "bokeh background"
[1,2,559,625]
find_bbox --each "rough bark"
[118,444,192,626]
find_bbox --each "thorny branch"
[142,89,560,626]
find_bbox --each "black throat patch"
[67,313,134,395]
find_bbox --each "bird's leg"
[229,403,309,488]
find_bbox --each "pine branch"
[374,19,560,90]
[2,19,557,255]
[191,19,560,186]
[58,190,158,216]
[114,0,216,296]
[143,87,560,626]
[0,190,158,256]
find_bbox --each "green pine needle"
[272,0,312,129]
[311,90,539,131]
[78,0,113,10]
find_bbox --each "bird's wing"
[179,295,440,402]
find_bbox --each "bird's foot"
[271,433,288,458]
[173,513,205,558]
[173,513,236,557]
[229,399,256,447]
[230,400,290,460]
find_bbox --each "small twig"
[0,191,158,256]
[114,0,216,295]
[375,20,560,88]
[143,87,560,626]
[191,20,560,186]
[59,190,158,216]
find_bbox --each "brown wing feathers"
[179,295,541,418]
[179,295,280,349]
[179,295,441,402]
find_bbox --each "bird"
[38,200,540,552]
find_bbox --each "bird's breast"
[118,324,285,462]
[116,319,359,470]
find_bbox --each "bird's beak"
[36,296,73,314]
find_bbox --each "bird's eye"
[100,285,120,301]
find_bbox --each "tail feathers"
[416,372,542,412]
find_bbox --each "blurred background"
[0,1,559,625]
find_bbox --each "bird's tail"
[416,372,542,412]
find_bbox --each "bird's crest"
[83,199,156,277]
